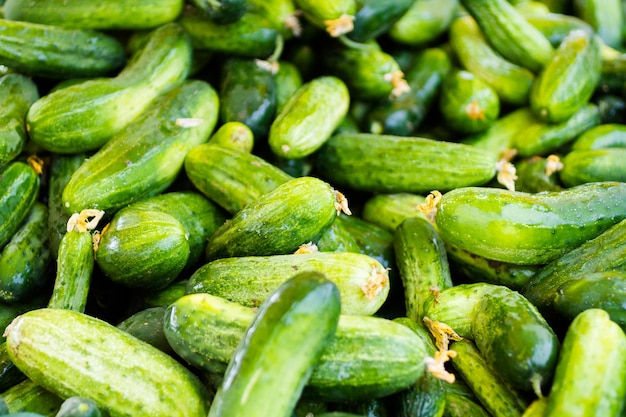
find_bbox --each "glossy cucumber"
[274,60,302,113]
[26,22,192,153]
[572,123,626,150]
[5,308,211,417]
[394,373,446,417]
[434,182,626,265]
[443,392,490,417]
[524,12,594,46]
[1,379,63,416]
[205,176,338,260]
[116,307,174,355]
[514,156,563,193]
[388,0,459,46]
[186,251,389,316]
[0,162,39,250]
[0,74,39,166]
[314,218,361,253]
[348,0,414,42]
[269,76,349,159]
[361,193,427,232]
[207,271,341,417]
[559,148,626,186]
[208,122,254,153]
[62,80,218,214]
[294,0,356,37]
[336,214,396,272]
[315,133,497,194]
[246,0,301,39]
[573,0,623,48]
[190,0,246,24]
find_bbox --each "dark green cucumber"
[543,309,626,417]
[336,214,395,271]
[559,148,626,186]
[1,379,63,416]
[208,122,254,153]
[388,0,459,46]
[598,47,626,94]
[116,306,174,355]
[530,29,602,123]
[0,202,50,304]
[315,133,498,194]
[348,0,414,42]
[514,156,563,193]
[524,12,594,46]
[62,80,218,214]
[0,19,125,79]
[314,218,360,253]
[573,0,623,48]
[186,251,390,316]
[55,397,101,417]
[0,74,38,166]
[95,208,190,290]
[269,76,349,159]
[219,58,277,139]
[294,0,356,37]
[0,162,39,250]
[134,279,188,311]
[164,293,430,401]
[3,0,183,30]
[5,308,211,417]
[190,0,246,24]
[207,271,341,417]
[572,123,626,150]
[443,392,490,417]
[246,0,301,39]
[274,60,302,113]
[434,182,626,265]
[450,15,534,106]
[460,0,554,73]
[205,176,338,260]
[47,229,93,313]
[596,94,626,124]
[26,22,192,153]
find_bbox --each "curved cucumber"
[0,162,39,250]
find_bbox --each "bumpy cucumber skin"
[543,309,626,417]
[1,379,63,416]
[269,76,349,159]
[5,308,211,417]
[205,176,337,260]
[435,182,626,265]
[3,0,183,30]
[0,162,39,250]
[0,74,39,166]
[348,0,414,42]
[388,0,458,46]
[315,133,497,194]
[530,29,602,123]
[560,148,626,186]
[62,80,218,215]
[207,272,341,417]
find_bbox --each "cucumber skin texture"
[0,162,39,250]
[208,121,254,153]
[3,0,183,30]
[62,80,218,215]
[96,208,190,290]
[26,22,192,154]
[0,74,39,166]
[186,251,390,316]
[164,293,428,401]
[116,306,175,355]
[1,379,63,416]
[315,133,497,194]
[514,156,563,194]
[444,392,491,417]
[435,182,626,265]
[0,202,50,304]
[544,309,626,417]
[530,29,602,123]
[0,19,125,79]
[207,271,341,417]
[205,176,337,260]
[337,214,396,272]
[5,308,211,417]
[269,76,349,159]
[191,0,246,24]
[362,193,427,232]
[559,149,626,186]
[348,0,414,42]
[314,218,361,253]
[388,0,458,46]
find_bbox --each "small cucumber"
[334,215,395,272]
[208,122,254,153]
[207,271,341,417]
[388,0,459,46]
[116,306,174,355]
[55,396,101,417]
[1,379,63,416]
[62,80,218,214]
[190,0,246,24]
[314,218,361,253]
[348,0,414,42]
[514,156,563,193]
[0,74,39,166]
[315,133,497,194]
[361,193,427,232]
[434,182,626,265]
[5,308,211,417]
[0,162,39,250]
[269,76,349,159]
[559,148,626,186]
[573,0,623,48]
[205,176,338,260]
[530,29,602,123]
[294,0,356,37]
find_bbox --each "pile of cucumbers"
[0,0,625,416]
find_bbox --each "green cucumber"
[269,76,349,159]
[460,0,554,73]
[1,379,63,416]
[530,29,602,123]
[0,202,50,304]
[0,74,39,166]
[388,0,459,46]
[62,79,218,214]
[598,47,626,94]
[294,0,356,37]
[5,308,211,417]
[116,306,174,355]
[443,392,490,417]
[543,309,626,417]
[135,280,188,310]
[0,162,39,250]
[336,214,395,271]
[361,193,427,232]
[274,60,302,113]
[394,370,446,417]
[573,0,623,48]
[205,176,338,260]
[246,0,301,39]
[434,182,626,265]
[524,12,594,46]
[572,123,626,149]
[207,122,254,153]
[207,271,341,417]
[0,19,125,79]
[0,342,26,393]
[26,22,192,153]
[55,397,101,417]
[521,398,548,417]
[186,251,390,316]
[314,218,360,253]
[3,0,183,30]
[315,133,498,194]
[559,148,626,186]
[348,0,414,42]
[190,0,246,24]
[514,156,563,193]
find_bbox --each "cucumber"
[208,122,254,153]
[55,397,101,417]
[361,193,425,232]
[1,379,63,416]
[246,0,301,39]
[116,307,174,355]
[5,308,211,417]
[190,0,246,24]
[0,74,39,166]
[573,123,626,149]
[0,342,26,393]
[388,0,459,46]
[514,156,563,193]
[26,22,192,153]
[0,19,125,79]
[293,0,356,37]
[530,29,602,123]
[443,392,490,417]
[434,182,626,265]
[348,0,414,42]
[573,0,623,48]
[543,309,626,417]
[274,60,302,113]
[3,0,183,30]
[524,12,594,46]
[186,251,390,316]
[314,218,360,253]
[62,80,218,214]
[315,133,497,194]
[0,162,39,250]
[559,148,626,186]
[207,271,341,417]
[394,370,446,417]
[205,176,338,260]
[269,76,349,159]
